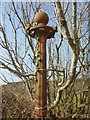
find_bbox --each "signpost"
[25,11,57,118]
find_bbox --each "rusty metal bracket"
[27,24,57,39]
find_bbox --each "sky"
[0,1,89,85]
[0,0,90,2]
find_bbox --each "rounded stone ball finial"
[34,11,49,25]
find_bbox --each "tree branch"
[54,2,75,51]
[0,61,35,77]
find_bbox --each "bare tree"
[0,1,90,118]
[50,1,89,107]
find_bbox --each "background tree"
[0,1,90,118]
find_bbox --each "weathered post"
[26,11,57,118]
